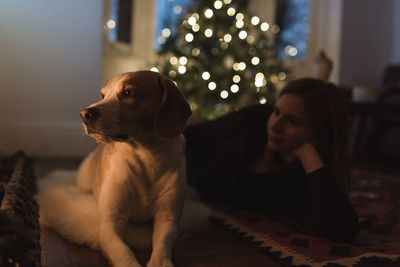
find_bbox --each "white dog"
[37,71,192,267]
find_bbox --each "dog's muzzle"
[80,107,130,142]
[80,108,99,125]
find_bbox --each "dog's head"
[80,71,192,143]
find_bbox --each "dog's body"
[37,71,192,267]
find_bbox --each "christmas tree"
[153,0,291,119]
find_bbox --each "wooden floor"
[34,157,281,267]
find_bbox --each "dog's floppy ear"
[154,76,192,139]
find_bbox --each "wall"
[102,0,156,85]
[340,0,395,89]
[0,0,103,157]
[393,0,400,63]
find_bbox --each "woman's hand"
[291,142,325,173]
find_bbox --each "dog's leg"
[147,182,185,267]
[147,211,179,267]
[97,183,142,267]
[98,218,142,267]
[76,148,101,192]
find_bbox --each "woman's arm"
[291,142,324,173]
[184,105,272,202]
[184,104,271,149]
[292,143,360,242]
[188,121,268,202]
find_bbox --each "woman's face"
[267,94,313,153]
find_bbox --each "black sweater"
[184,104,360,242]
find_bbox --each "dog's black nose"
[80,108,99,124]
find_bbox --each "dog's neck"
[117,132,182,155]
[107,134,184,178]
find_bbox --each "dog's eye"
[100,93,105,99]
[122,89,134,97]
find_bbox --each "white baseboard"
[0,121,97,157]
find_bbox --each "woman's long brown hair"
[279,78,351,193]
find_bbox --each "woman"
[184,78,359,242]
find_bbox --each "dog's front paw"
[147,258,174,267]
[113,260,143,267]
[113,261,142,267]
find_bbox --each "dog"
[37,70,192,267]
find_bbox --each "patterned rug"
[0,152,41,267]
[209,169,400,267]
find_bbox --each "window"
[154,0,193,51]
[107,0,133,43]
[275,0,310,60]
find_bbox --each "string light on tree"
[227,7,236,16]
[158,37,166,45]
[192,13,200,20]
[230,84,239,93]
[259,97,267,104]
[236,13,244,20]
[188,16,196,26]
[204,9,214,18]
[192,24,200,32]
[285,45,298,56]
[178,66,186,74]
[223,34,232,42]
[251,16,260,25]
[185,33,194,42]
[202,71,211,80]
[255,72,266,87]
[220,90,229,99]
[246,35,255,43]
[192,48,200,56]
[224,55,234,69]
[236,20,244,28]
[208,82,217,90]
[251,57,260,65]
[220,42,229,50]
[260,22,270,31]
[179,56,188,65]
[106,20,116,29]
[239,30,247,39]
[269,74,279,84]
[214,0,223,9]
[170,57,178,65]
[162,28,171,37]
[271,25,280,34]
[278,72,287,80]
[204,28,213,37]
[169,70,176,78]
[173,5,182,14]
